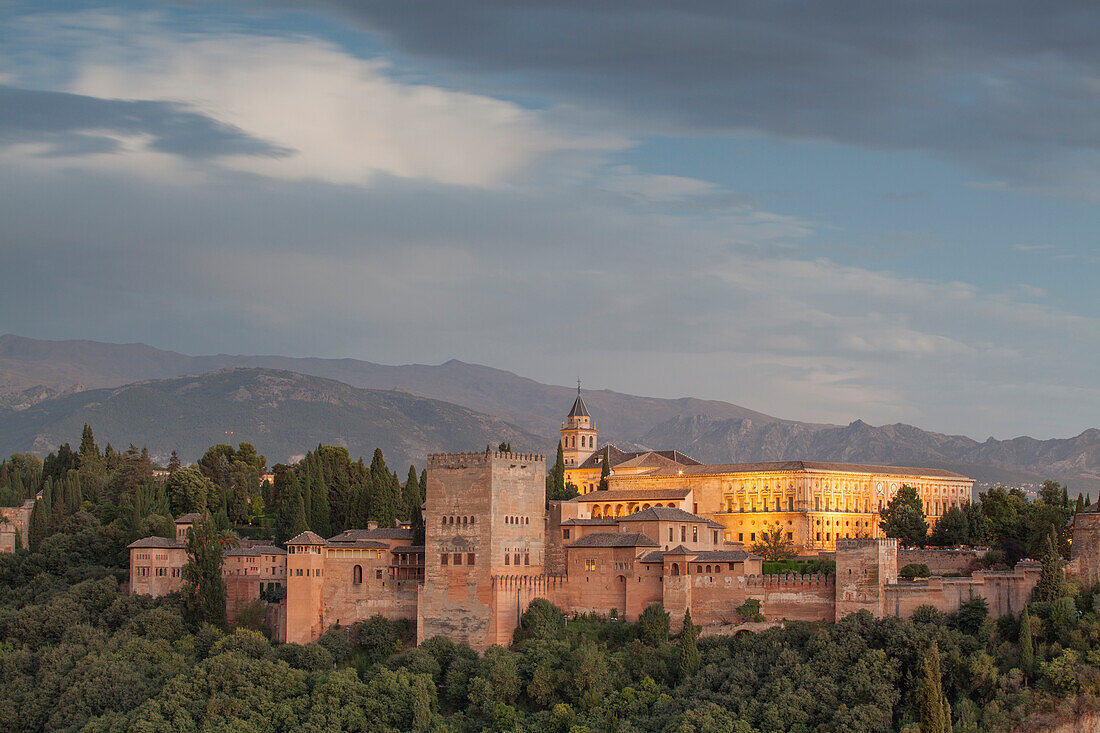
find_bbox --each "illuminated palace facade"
[561,391,974,552]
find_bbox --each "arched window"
[671,563,680,575]
[353,565,362,584]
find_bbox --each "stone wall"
[836,538,898,618]
[898,548,985,576]
[0,499,34,551]
[1068,513,1100,587]
[885,562,1041,619]
[685,572,835,627]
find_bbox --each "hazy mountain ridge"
[0,367,543,469]
[0,335,1097,488]
[642,415,1100,488]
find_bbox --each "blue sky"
[0,1,1097,440]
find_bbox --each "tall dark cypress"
[310,459,330,537]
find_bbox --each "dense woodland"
[1,426,1099,731]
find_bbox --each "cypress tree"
[403,466,421,523]
[48,477,66,532]
[310,460,330,537]
[598,447,611,491]
[943,697,953,733]
[1033,533,1065,603]
[546,442,566,502]
[168,450,181,474]
[1019,607,1034,678]
[299,467,312,524]
[678,609,700,679]
[920,644,946,733]
[276,474,308,542]
[181,513,228,628]
[28,495,48,551]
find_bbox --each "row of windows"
[504,553,531,566]
[292,568,323,577]
[443,515,475,527]
[287,545,322,554]
[134,566,180,578]
[505,515,530,525]
[563,434,594,449]
[441,553,476,566]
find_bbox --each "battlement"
[491,573,567,590]
[836,537,898,551]
[743,573,835,588]
[428,451,545,468]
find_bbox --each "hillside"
[0,368,543,468]
[1,335,1097,489]
[642,416,1100,489]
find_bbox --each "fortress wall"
[490,574,568,646]
[225,575,259,624]
[685,573,835,626]
[899,548,984,575]
[885,562,1041,619]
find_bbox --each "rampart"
[898,547,985,576]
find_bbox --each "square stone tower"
[418,450,545,650]
[835,537,898,619]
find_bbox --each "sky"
[0,1,1097,441]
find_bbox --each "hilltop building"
[563,394,973,552]
[125,392,1082,650]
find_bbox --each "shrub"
[638,603,670,644]
[899,563,931,579]
[736,598,764,622]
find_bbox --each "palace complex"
[123,393,1100,651]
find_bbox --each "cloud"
[318,0,1100,197]
[0,85,290,159]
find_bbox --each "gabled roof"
[617,506,724,528]
[568,392,591,418]
[574,445,701,472]
[691,550,761,562]
[329,528,413,542]
[287,530,327,546]
[568,532,660,548]
[641,460,969,480]
[663,544,696,555]
[175,513,202,524]
[128,536,184,549]
[613,452,689,471]
[570,487,692,502]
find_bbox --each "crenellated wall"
[885,562,1040,619]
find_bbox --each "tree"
[920,644,946,733]
[750,526,797,561]
[167,450,181,474]
[678,609,700,679]
[309,459,330,536]
[929,505,970,546]
[275,473,308,543]
[545,442,568,503]
[403,465,423,535]
[598,448,611,491]
[497,442,511,453]
[165,467,217,516]
[1018,607,1033,678]
[879,485,928,547]
[1032,533,1065,603]
[181,512,228,628]
[638,603,670,644]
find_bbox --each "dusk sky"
[1,1,1097,441]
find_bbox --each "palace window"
[353,565,362,584]
[738,533,743,542]
[681,526,686,542]
[750,533,755,541]
[563,529,571,540]
[692,526,698,542]
[376,569,383,579]
[467,553,475,565]
[504,554,510,565]
[787,532,793,540]
[584,559,596,572]
[524,553,530,566]
[441,554,448,566]
[514,553,520,566]
[454,553,462,565]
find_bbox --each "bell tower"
[560,380,598,467]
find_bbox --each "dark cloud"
[0,85,292,159]
[315,0,1100,192]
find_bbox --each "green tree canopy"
[879,485,928,547]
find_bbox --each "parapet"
[743,573,835,588]
[836,537,898,551]
[428,451,545,468]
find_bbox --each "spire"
[568,380,590,418]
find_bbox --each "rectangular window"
[826,533,831,541]
[816,532,821,541]
[441,553,448,566]
[376,569,383,579]
[750,533,755,541]
[712,531,718,543]
[668,527,673,542]
[524,553,530,566]
[453,553,462,565]
[563,529,570,540]
[787,532,793,540]
[514,553,520,566]
[467,553,475,566]
[680,526,686,542]
[584,559,596,571]
[504,554,510,565]
[738,533,743,542]
[692,526,698,542]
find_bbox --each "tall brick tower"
[835,537,898,619]
[285,530,328,644]
[418,450,545,650]
[560,382,597,468]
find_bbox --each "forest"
[1,426,1099,731]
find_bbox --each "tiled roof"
[568,532,660,548]
[574,445,701,471]
[613,452,687,471]
[568,392,591,418]
[391,545,425,553]
[642,460,969,480]
[259,546,287,555]
[570,487,692,502]
[691,550,761,562]
[287,530,328,545]
[174,513,202,524]
[224,546,265,557]
[638,551,666,563]
[330,539,389,549]
[617,506,724,528]
[561,518,619,526]
[329,528,413,542]
[663,544,695,555]
[128,536,184,549]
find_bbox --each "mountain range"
[0,334,1097,490]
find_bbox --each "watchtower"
[418,450,545,650]
[835,537,898,619]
